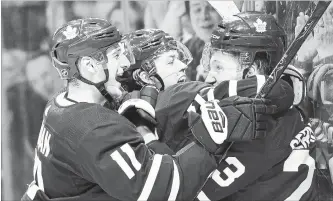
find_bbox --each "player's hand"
[118,85,159,131]
[188,95,277,154]
[218,96,277,140]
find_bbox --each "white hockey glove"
[118,85,159,136]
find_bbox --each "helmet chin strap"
[76,69,115,104]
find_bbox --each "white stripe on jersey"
[197,190,211,201]
[44,105,51,117]
[228,80,238,96]
[26,182,41,200]
[36,156,44,191]
[194,94,206,106]
[120,143,142,171]
[207,88,215,101]
[137,154,163,201]
[256,75,266,93]
[110,150,135,179]
[142,132,158,144]
[167,160,180,200]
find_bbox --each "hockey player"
[21,18,277,201]
[119,13,317,201]
[194,12,317,201]
[116,29,193,92]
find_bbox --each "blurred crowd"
[1,1,333,200]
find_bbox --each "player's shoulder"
[45,92,134,145]
[155,82,210,150]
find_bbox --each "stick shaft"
[256,1,331,98]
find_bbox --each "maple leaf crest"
[63,26,78,40]
[253,18,267,33]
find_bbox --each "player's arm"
[136,124,175,155]
[212,75,264,99]
[211,75,294,113]
[146,140,175,155]
[76,117,218,201]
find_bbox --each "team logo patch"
[63,26,78,40]
[253,18,267,33]
[290,124,315,149]
[240,52,252,64]
[211,34,220,39]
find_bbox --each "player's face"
[104,41,135,100]
[154,50,188,88]
[205,51,242,85]
[189,1,222,42]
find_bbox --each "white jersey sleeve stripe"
[197,190,211,201]
[194,94,206,106]
[256,75,266,93]
[36,156,44,191]
[26,182,41,200]
[137,154,163,201]
[228,80,238,96]
[120,143,142,171]
[207,88,215,101]
[167,160,180,201]
[110,150,135,179]
[142,132,158,144]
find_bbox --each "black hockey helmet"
[50,18,135,104]
[50,18,123,81]
[201,11,287,76]
[117,29,192,91]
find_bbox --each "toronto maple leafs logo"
[253,18,267,33]
[63,26,78,40]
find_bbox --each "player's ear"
[80,57,98,74]
[247,67,256,77]
[246,62,259,78]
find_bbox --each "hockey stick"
[220,1,332,161]
[255,0,332,99]
[208,1,240,17]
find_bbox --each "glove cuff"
[142,129,159,144]
[140,85,159,108]
[188,111,219,154]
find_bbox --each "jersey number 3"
[283,150,315,201]
[212,157,245,187]
[197,157,245,201]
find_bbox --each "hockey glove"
[188,95,277,154]
[118,85,159,131]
